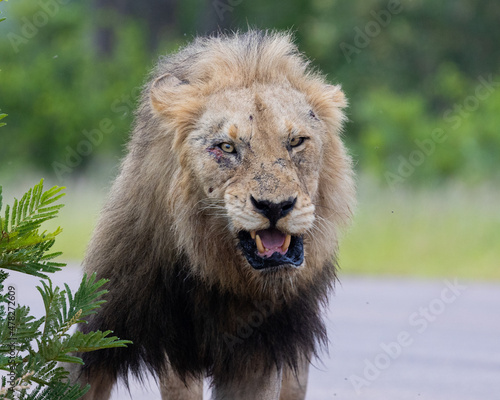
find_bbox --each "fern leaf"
[2,205,10,237]
[10,198,18,231]
[0,181,66,278]
[21,189,31,223]
[52,355,82,364]
[63,330,132,353]
[64,273,108,323]
[6,180,65,234]
[26,381,89,400]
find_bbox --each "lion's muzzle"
[250,196,296,226]
[231,195,304,270]
[238,229,304,270]
[237,197,305,270]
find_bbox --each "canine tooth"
[250,230,256,239]
[282,234,292,253]
[255,234,265,254]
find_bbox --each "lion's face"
[148,35,354,297]
[184,84,325,271]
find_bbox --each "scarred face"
[149,51,353,297]
[186,83,326,271]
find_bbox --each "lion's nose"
[250,196,297,226]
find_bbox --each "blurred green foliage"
[0,2,151,177]
[0,0,499,185]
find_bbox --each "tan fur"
[160,367,203,399]
[212,365,283,400]
[228,124,238,139]
[279,356,310,400]
[77,30,355,400]
[76,370,114,400]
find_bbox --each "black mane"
[81,254,336,386]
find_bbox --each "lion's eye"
[289,137,305,148]
[218,142,236,153]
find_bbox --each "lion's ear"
[150,73,188,114]
[325,84,348,109]
[150,73,203,148]
[308,83,348,134]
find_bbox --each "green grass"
[339,179,500,281]
[9,177,498,281]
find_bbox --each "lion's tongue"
[258,228,285,248]
[257,228,286,257]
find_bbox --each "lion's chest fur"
[83,254,334,385]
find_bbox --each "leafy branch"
[0,181,132,399]
[0,179,65,279]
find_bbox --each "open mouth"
[238,228,304,270]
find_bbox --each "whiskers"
[308,200,355,241]
[196,198,228,219]
[308,213,333,239]
[312,202,352,220]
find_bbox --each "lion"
[71,30,355,400]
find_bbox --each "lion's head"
[115,31,355,299]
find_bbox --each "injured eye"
[218,142,236,154]
[289,137,306,148]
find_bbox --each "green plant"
[0,180,131,399]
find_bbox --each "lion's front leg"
[211,366,282,400]
[67,363,116,400]
[279,356,309,400]
[159,364,203,400]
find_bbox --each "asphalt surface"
[6,268,500,400]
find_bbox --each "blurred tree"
[92,0,229,56]
[92,0,178,54]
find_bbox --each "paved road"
[6,268,500,399]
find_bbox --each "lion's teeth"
[255,234,265,254]
[282,234,292,253]
[250,230,256,239]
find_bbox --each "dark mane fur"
[81,254,336,386]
